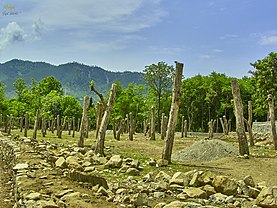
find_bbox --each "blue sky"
[0,0,276,78]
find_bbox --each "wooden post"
[125,114,129,134]
[116,119,124,140]
[0,114,2,129]
[150,105,156,140]
[85,116,90,138]
[208,119,215,139]
[72,118,75,138]
[95,102,103,139]
[245,101,254,146]
[68,118,72,135]
[95,83,117,156]
[231,80,249,155]
[7,115,13,135]
[32,109,40,140]
[41,114,46,137]
[143,119,148,136]
[267,94,277,150]
[78,96,90,147]
[20,117,23,132]
[129,112,134,141]
[161,113,167,140]
[181,115,185,138]
[24,112,28,137]
[162,62,183,163]
[57,115,62,138]
[184,120,188,137]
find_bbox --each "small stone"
[147,158,157,166]
[60,192,80,201]
[130,160,140,168]
[176,193,188,200]
[154,202,167,208]
[84,166,95,172]
[13,163,29,170]
[126,168,140,176]
[243,175,255,187]
[39,200,59,208]
[132,193,148,207]
[155,171,171,182]
[105,155,123,168]
[153,192,165,198]
[26,192,41,200]
[97,186,109,196]
[183,187,207,199]
[56,189,74,198]
[55,157,67,168]
[163,200,184,208]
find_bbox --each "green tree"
[36,76,63,97]
[143,62,174,132]
[250,52,277,120]
[13,78,28,101]
[0,82,8,115]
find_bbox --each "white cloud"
[259,35,277,46]
[199,54,212,59]
[28,0,166,33]
[212,49,223,53]
[0,22,27,52]
[219,34,238,40]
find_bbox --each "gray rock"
[256,186,277,207]
[105,155,123,168]
[155,171,171,182]
[130,159,140,168]
[169,172,186,186]
[183,187,207,199]
[55,189,74,198]
[55,157,67,168]
[126,168,140,176]
[212,175,238,195]
[60,192,80,201]
[26,192,41,200]
[97,186,109,196]
[202,184,216,197]
[163,200,184,208]
[39,200,59,208]
[84,166,95,172]
[209,193,228,204]
[132,193,148,206]
[13,163,29,170]
[243,175,255,187]
[153,192,165,198]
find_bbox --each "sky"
[0,0,276,78]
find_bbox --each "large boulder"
[256,186,277,208]
[212,175,238,195]
[104,155,123,168]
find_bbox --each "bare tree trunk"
[72,118,75,138]
[161,113,167,140]
[184,120,188,137]
[41,114,46,137]
[125,114,129,134]
[245,101,254,146]
[78,96,90,147]
[208,119,215,139]
[181,116,185,138]
[0,114,2,129]
[32,109,40,140]
[112,119,117,140]
[77,118,81,132]
[68,118,72,135]
[143,119,148,136]
[267,94,277,150]
[95,83,117,156]
[129,112,134,141]
[116,119,124,140]
[24,112,28,137]
[150,105,156,140]
[85,117,90,138]
[7,115,13,135]
[95,102,103,139]
[20,117,23,132]
[231,80,249,155]
[57,115,62,138]
[162,62,183,163]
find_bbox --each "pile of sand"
[172,139,239,162]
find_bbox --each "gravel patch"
[172,139,239,162]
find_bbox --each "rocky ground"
[1,130,277,207]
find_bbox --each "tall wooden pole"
[267,94,277,150]
[231,80,249,155]
[150,106,156,140]
[78,96,90,147]
[162,62,183,163]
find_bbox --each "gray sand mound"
[172,139,239,162]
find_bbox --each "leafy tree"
[36,76,63,97]
[143,62,174,132]
[13,78,28,101]
[0,82,8,115]
[250,52,277,120]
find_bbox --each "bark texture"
[162,62,183,163]
[78,96,90,147]
[267,94,277,150]
[150,106,156,140]
[95,83,117,156]
[231,80,249,155]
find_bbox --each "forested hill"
[0,59,144,98]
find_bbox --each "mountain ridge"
[0,59,144,99]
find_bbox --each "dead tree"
[32,109,40,140]
[143,119,148,136]
[162,62,183,163]
[116,119,124,140]
[231,80,249,155]
[41,114,46,137]
[57,115,62,138]
[94,83,117,156]
[68,118,72,135]
[161,113,167,140]
[244,101,254,146]
[267,94,277,150]
[220,115,229,135]
[77,118,81,132]
[24,112,28,137]
[20,117,23,132]
[72,118,75,138]
[184,120,188,137]
[7,115,13,135]
[78,96,90,147]
[181,116,185,138]
[150,105,156,140]
[208,119,216,139]
[129,112,134,141]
